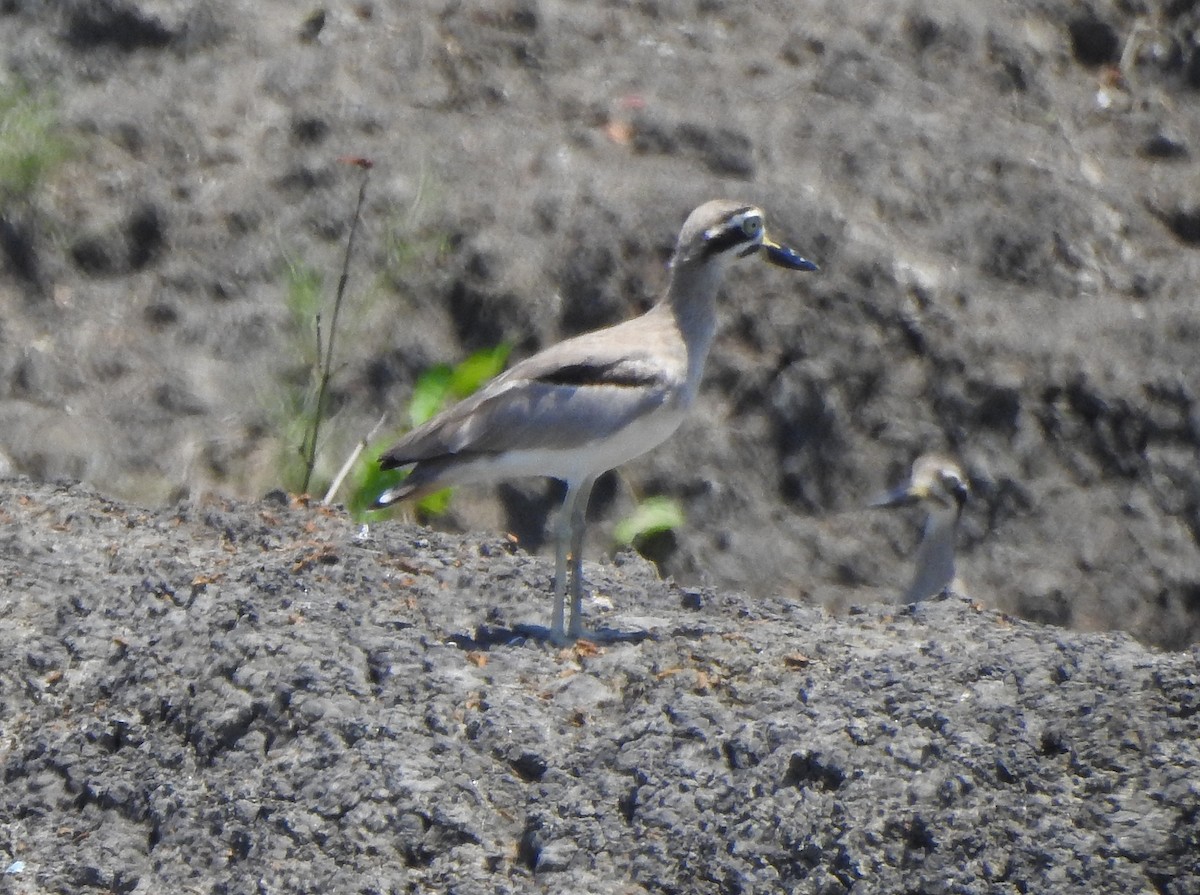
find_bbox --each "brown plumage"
[377,200,818,640]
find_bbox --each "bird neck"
[658,257,726,378]
[905,504,961,603]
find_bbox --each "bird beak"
[761,235,819,271]
[869,482,925,509]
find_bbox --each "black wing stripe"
[536,361,663,389]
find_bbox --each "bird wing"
[379,325,686,468]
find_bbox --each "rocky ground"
[1,2,1200,887]
[1,479,1198,894]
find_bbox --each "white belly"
[457,404,689,486]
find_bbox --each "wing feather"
[380,357,683,467]
[379,310,687,468]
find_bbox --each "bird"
[871,454,969,604]
[374,200,818,641]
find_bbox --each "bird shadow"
[446,622,653,651]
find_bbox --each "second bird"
[872,454,969,604]
[375,199,818,641]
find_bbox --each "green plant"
[276,259,327,492]
[613,495,686,547]
[0,81,70,203]
[273,161,469,503]
[381,218,452,287]
[379,165,450,288]
[274,159,372,496]
[283,259,324,356]
[298,162,372,494]
[346,343,511,520]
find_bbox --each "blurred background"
[1,0,1197,647]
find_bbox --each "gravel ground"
[2,5,1200,888]
[1,479,1198,893]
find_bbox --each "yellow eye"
[741,215,763,237]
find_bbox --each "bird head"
[871,454,968,513]
[675,201,818,271]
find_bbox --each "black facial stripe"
[702,227,752,258]
[701,207,760,259]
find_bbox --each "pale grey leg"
[551,478,582,640]
[566,475,597,639]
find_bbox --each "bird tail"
[374,480,416,508]
[374,458,456,507]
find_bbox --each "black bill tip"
[763,240,819,271]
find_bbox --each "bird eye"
[741,215,763,237]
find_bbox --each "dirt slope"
[0,2,1197,648]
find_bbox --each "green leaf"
[345,450,406,519]
[415,487,453,516]
[613,496,685,546]
[407,364,453,428]
[449,343,511,398]
[347,344,512,520]
[345,443,454,522]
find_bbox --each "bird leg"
[566,476,597,639]
[550,480,580,641]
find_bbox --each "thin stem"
[323,412,388,505]
[299,164,371,493]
